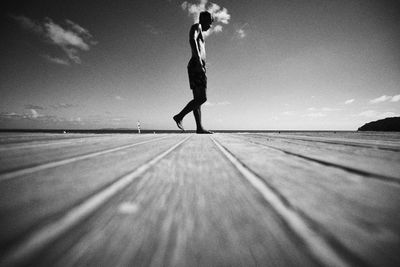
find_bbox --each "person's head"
[199,11,213,31]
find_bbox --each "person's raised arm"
[189,24,205,72]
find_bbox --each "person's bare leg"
[193,105,202,130]
[173,98,197,131]
[193,106,212,133]
[195,108,212,133]
[192,87,213,134]
[174,86,212,133]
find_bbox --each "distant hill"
[358,117,400,131]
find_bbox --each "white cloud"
[0,111,48,120]
[213,25,223,33]
[181,0,207,22]
[234,23,248,39]
[50,103,77,109]
[358,110,399,118]
[65,19,94,41]
[24,104,45,110]
[358,110,377,117]
[44,18,94,63]
[44,19,89,51]
[181,0,231,35]
[369,95,392,104]
[0,112,26,120]
[381,112,399,117]
[344,99,354,104]
[42,54,70,65]
[12,15,96,64]
[207,3,221,14]
[181,1,188,10]
[0,111,86,124]
[390,94,400,102]
[236,29,245,39]
[10,15,43,34]
[30,109,39,118]
[212,6,230,24]
[115,96,123,100]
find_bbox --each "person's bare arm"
[189,24,205,72]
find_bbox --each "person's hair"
[199,11,214,24]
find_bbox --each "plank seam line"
[0,134,114,146]
[250,133,400,152]
[228,134,400,185]
[0,136,170,182]
[0,134,192,267]
[245,138,400,185]
[0,135,121,151]
[211,136,352,267]
[0,140,84,151]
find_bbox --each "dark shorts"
[187,58,207,89]
[188,69,207,90]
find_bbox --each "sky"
[1,0,400,130]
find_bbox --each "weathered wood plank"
[0,135,186,253]
[1,132,399,267]
[236,133,400,181]
[0,134,165,174]
[30,135,318,267]
[262,131,400,143]
[250,132,400,150]
[0,134,121,151]
[249,133,400,166]
[0,133,112,145]
[214,133,400,267]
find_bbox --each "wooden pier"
[0,132,399,266]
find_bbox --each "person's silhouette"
[173,11,213,134]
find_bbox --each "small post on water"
[137,120,141,134]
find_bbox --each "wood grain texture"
[35,135,318,267]
[0,135,185,253]
[214,133,400,267]
[0,132,399,267]
[0,133,112,145]
[0,134,165,173]
[250,132,400,151]
[235,133,400,182]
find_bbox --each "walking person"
[173,11,214,134]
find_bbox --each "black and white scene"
[1,0,400,266]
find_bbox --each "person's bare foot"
[196,129,213,134]
[173,115,185,131]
